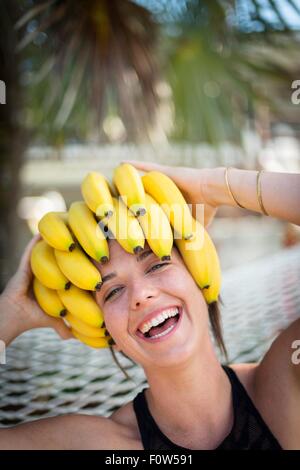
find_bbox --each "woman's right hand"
[0,235,73,345]
[122,160,225,227]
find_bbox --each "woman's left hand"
[0,235,73,341]
[122,160,221,227]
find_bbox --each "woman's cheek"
[158,267,194,296]
[103,298,128,338]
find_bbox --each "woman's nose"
[135,295,153,308]
[130,277,159,310]
[131,286,157,310]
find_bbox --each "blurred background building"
[1,0,300,289]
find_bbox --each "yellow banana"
[142,171,194,240]
[33,277,67,318]
[38,211,75,252]
[81,172,114,219]
[113,163,146,216]
[101,197,145,254]
[54,245,102,291]
[201,235,222,304]
[57,284,104,327]
[176,219,221,303]
[31,240,71,290]
[137,193,173,260]
[68,201,109,263]
[106,178,118,197]
[72,329,111,349]
[64,312,106,338]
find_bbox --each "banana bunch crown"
[33,164,221,349]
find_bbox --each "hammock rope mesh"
[0,245,299,426]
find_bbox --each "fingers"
[121,160,169,173]
[121,160,183,186]
[18,234,41,274]
[24,307,74,342]
[58,327,74,341]
[6,235,42,295]
[47,316,74,340]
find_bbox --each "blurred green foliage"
[17,0,300,145]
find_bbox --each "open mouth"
[136,306,182,342]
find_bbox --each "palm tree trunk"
[0,0,27,290]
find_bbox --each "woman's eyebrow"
[101,250,155,284]
[101,272,117,284]
[136,249,153,262]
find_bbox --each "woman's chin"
[126,310,203,368]
[143,346,198,370]
[141,328,201,369]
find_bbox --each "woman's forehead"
[94,239,151,274]
[94,240,182,277]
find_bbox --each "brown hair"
[208,297,227,360]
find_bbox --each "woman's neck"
[143,336,233,449]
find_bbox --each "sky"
[134,0,300,30]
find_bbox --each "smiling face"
[94,239,210,370]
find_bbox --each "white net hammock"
[0,245,299,426]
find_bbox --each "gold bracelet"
[256,170,269,216]
[224,167,245,209]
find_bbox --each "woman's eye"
[147,262,170,273]
[104,287,123,302]
[104,264,170,301]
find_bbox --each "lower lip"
[136,308,183,344]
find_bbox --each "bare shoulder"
[229,362,258,397]
[253,319,300,449]
[231,319,300,449]
[110,400,143,449]
[0,412,141,450]
[253,319,300,407]
[255,318,300,383]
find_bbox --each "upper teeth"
[139,307,179,334]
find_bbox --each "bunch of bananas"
[31,163,221,348]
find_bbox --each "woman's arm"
[0,414,130,449]
[123,161,300,227]
[205,167,300,226]
[254,318,300,449]
[0,297,24,346]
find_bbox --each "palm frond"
[55,45,90,128]
[286,0,300,16]
[166,0,300,144]
[30,56,55,85]
[268,0,290,29]
[16,2,67,52]
[18,0,160,141]
[19,0,300,145]
[14,0,54,30]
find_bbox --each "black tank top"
[133,365,282,450]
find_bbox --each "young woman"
[0,163,299,450]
